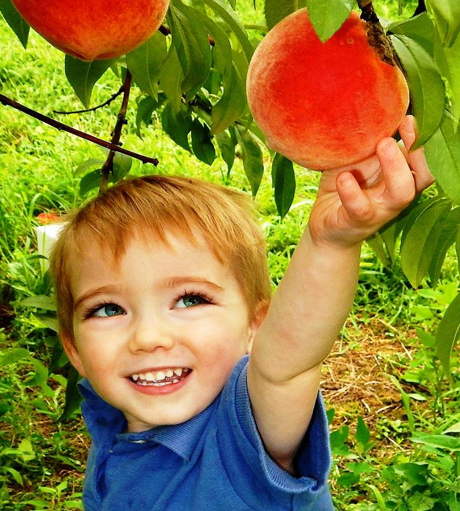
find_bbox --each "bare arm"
[247,116,434,473]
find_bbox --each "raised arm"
[247,116,434,474]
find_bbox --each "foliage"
[1,0,460,508]
[1,0,459,371]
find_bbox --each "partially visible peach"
[11,0,170,61]
[247,9,409,171]
[37,212,60,224]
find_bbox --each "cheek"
[73,330,115,376]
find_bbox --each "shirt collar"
[78,378,219,462]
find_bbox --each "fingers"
[376,137,416,207]
[399,115,435,193]
[336,171,373,223]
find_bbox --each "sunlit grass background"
[1,0,459,509]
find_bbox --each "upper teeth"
[131,368,188,382]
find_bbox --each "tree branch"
[53,85,125,115]
[99,70,132,193]
[0,92,159,166]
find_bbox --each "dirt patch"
[321,316,421,444]
[0,302,13,330]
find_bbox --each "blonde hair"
[50,175,271,344]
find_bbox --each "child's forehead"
[66,229,243,304]
[71,226,225,271]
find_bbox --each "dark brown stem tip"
[358,1,397,66]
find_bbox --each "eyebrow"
[73,277,224,311]
[159,276,224,293]
[74,285,123,311]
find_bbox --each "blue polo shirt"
[79,356,333,510]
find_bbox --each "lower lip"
[126,371,192,395]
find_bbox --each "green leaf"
[425,113,460,204]
[193,8,233,76]
[65,56,116,108]
[168,4,212,96]
[201,0,254,62]
[355,417,371,446]
[365,232,390,266]
[400,197,452,287]
[427,0,460,47]
[411,433,460,452]
[79,169,102,196]
[264,0,300,31]
[305,0,353,42]
[367,204,417,266]
[0,348,30,366]
[5,467,24,486]
[161,104,192,152]
[126,32,167,100]
[0,0,29,48]
[433,30,460,130]
[17,438,35,461]
[191,119,216,165]
[236,126,264,196]
[75,158,105,177]
[272,153,296,218]
[159,46,183,112]
[389,13,435,56]
[390,463,429,486]
[27,358,49,387]
[211,62,246,134]
[435,291,460,382]
[391,35,445,148]
[428,207,460,285]
[330,425,349,455]
[444,422,460,434]
[135,96,160,137]
[112,153,133,183]
[337,472,360,487]
[59,366,83,422]
[37,315,59,332]
[216,129,236,173]
[20,295,57,311]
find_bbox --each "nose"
[128,313,175,354]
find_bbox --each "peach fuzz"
[11,0,170,61]
[247,9,410,171]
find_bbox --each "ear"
[60,330,87,377]
[246,300,269,354]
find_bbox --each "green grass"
[1,2,459,509]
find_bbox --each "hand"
[308,115,435,248]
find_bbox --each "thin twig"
[53,85,125,115]
[99,71,132,193]
[158,24,171,36]
[0,93,159,166]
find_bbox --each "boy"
[50,116,433,510]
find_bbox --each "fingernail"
[382,139,398,157]
[402,115,414,134]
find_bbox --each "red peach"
[37,212,60,224]
[247,9,409,171]
[11,0,170,61]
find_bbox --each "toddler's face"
[63,233,257,432]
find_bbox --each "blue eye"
[92,304,125,318]
[176,294,209,309]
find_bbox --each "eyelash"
[82,300,120,319]
[82,289,214,319]
[176,289,214,305]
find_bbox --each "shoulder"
[215,356,333,509]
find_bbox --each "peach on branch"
[247,9,409,171]
[11,0,170,61]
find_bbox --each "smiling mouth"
[129,368,191,387]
